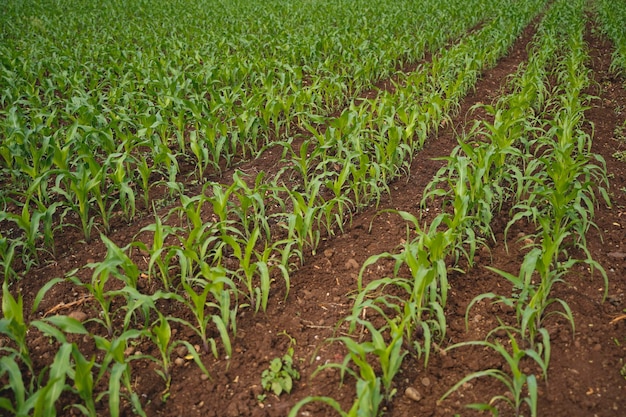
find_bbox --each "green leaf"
[270,358,282,373]
[283,376,293,393]
[271,381,283,396]
[0,397,16,414]
[0,356,25,410]
[43,315,88,334]
[108,362,126,417]
[31,277,65,313]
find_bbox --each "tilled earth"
[8,15,626,417]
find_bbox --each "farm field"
[1,0,626,416]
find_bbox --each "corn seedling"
[469,255,568,355]
[282,185,323,256]
[108,152,137,221]
[132,214,183,290]
[146,312,208,398]
[342,313,408,401]
[36,235,142,337]
[93,330,147,417]
[230,171,274,240]
[169,265,237,357]
[0,197,61,266]
[441,330,548,417]
[0,236,21,282]
[52,163,101,243]
[0,282,96,417]
[288,375,383,417]
[1,279,32,372]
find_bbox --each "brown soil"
[4,12,626,417]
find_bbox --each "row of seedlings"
[595,0,626,164]
[432,1,608,415]
[287,0,551,415]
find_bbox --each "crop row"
[289,0,610,416]
[596,0,626,165]
[595,0,626,74]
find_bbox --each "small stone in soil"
[344,258,359,270]
[176,345,188,357]
[250,384,262,396]
[68,310,88,322]
[492,328,507,337]
[405,387,421,402]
